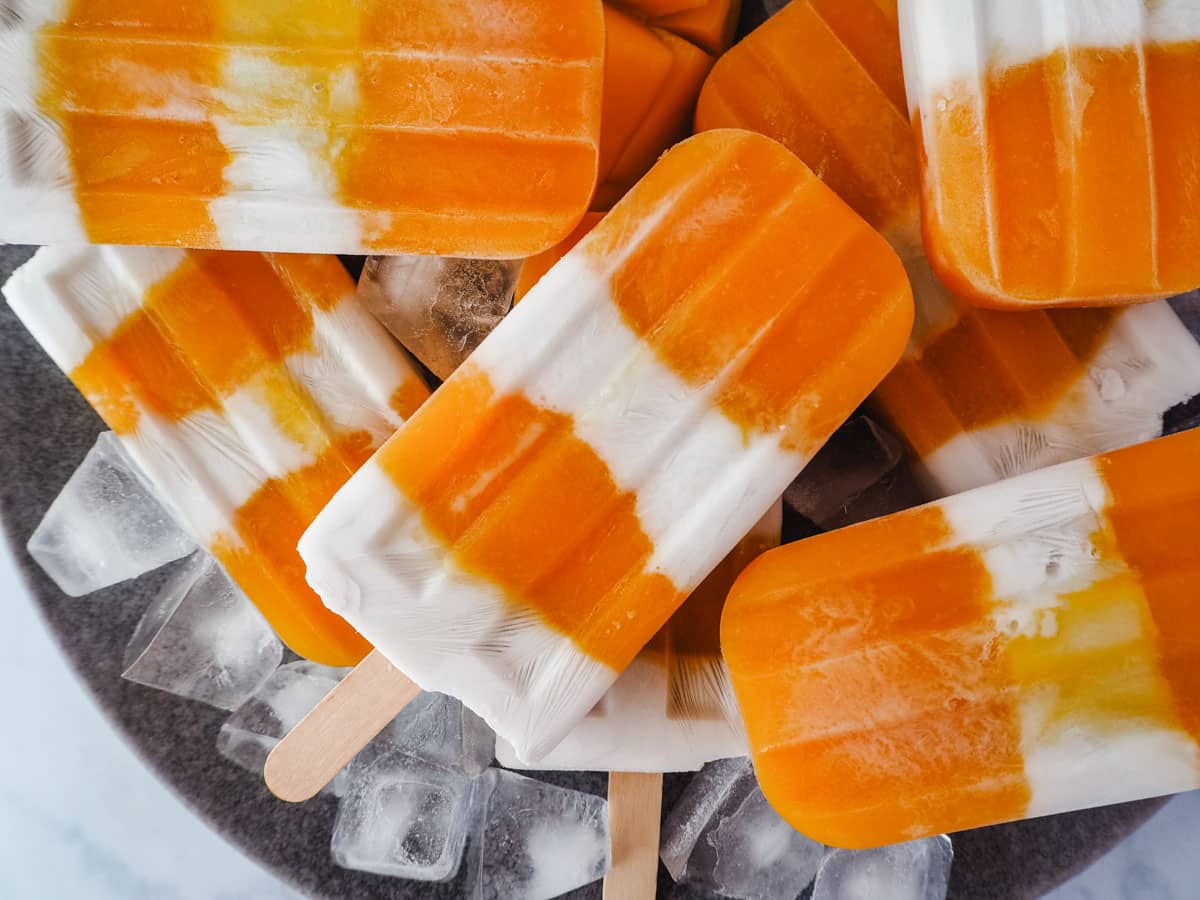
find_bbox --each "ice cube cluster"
[661,757,953,900]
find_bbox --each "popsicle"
[695,0,1200,497]
[724,426,1200,849]
[595,4,713,210]
[495,502,781,773]
[0,0,605,256]
[296,128,914,763]
[899,0,1200,308]
[4,247,429,665]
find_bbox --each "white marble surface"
[3,529,1199,900]
[0,538,303,900]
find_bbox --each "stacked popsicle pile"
[2,0,1200,898]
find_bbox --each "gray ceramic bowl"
[0,4,1181,888]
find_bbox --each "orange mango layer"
[595,4,713,211]
[62,251,426,664]
[21,0,605,255]
[724,428,1200,848]
[616,0,741,54]
[379,369,684,672]
[917,44,1200,308]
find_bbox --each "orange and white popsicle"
[298,129,914,761]
[495,502,780,772]
[724,426,1200,849]
[696,0,1200,497]
[900,0,1200,308]
[4,247,428,666]
[0,0,604,256]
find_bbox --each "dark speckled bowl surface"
[0,6,1176,892]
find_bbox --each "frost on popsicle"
[123,552,282,711]
[661,756,825,900]
[27,431,196,597]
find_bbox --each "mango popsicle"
[724,427,1200,850]
[899,0,1200,308]
[298,129,914,761]
[495,502,781,772]
[0,0,604,256]
[696,0,1200,497]
[618,0,744,55]
[4,247,429,666]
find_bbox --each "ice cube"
[1165,291,1200,435]
[357,255,521,380]
[464,769,610,900]
[811,836,954,900]
[218,660,349,785]
[661,757,750,881]
[27,431,196,597]
[784,416,914,530]
[662,756,824,900]
[332,750,476,882]
[370,691,495,777]
[122,552,282,710]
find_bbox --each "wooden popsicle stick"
[603,771,664,900]
[264,649,421,803]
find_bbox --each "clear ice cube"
[122,552,282,710]
[784,416,910,530]
[332,750,476,882]
[369,691,495,776]
[661,757,750,881]
[661,756,824,900]
[27,431,196,597]
[811,836,954,900]
[218,660,349,787]
[464,769,611,900]
[357,255,521,380]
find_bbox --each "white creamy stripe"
[285,299,415,445]
[0,1,68,31]
[0,26,86,244]
[939,455,1109,551]
[470,253,804,592]
[918,301,1200,496]
[3,246,185,371]
[121,407,261,545]
[208,121,364,254]
[900,0,1200,100]
[494,652,747,772]
[208,49,363,252]
[299,460,618,762]
[1022,716,1200,817]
